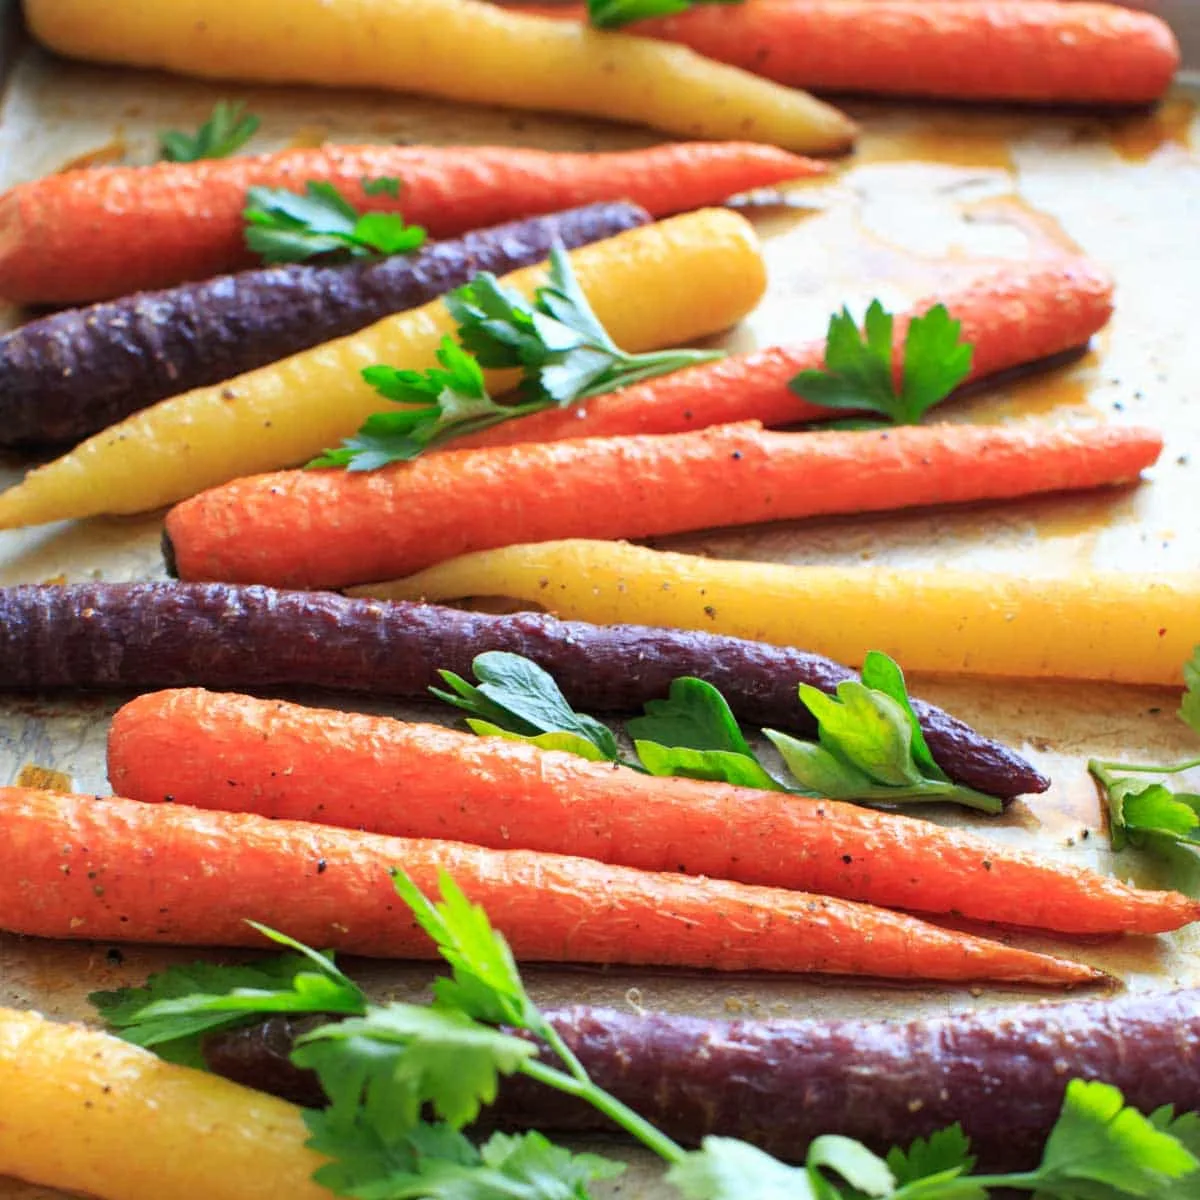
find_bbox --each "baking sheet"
[0,10,1199,1198]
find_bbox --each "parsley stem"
[519,1059,688,1165]
[1089,756,1200,778]
[577,348,725,400]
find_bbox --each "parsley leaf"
[293,1002,535,1134]
[667,1136,818,1199]
[588,0,742,30]
[159,99,259,162]
[243,178,426,264]
[431,651,621,764]
[1026,1078,1199,1196]
[1089,646,1200,872]
[790,301,973,426]
[315,242,721,469]
[431,652,1003,811]
[89,924,365,1068]
[445,243,723,406]
[307,337,547,470]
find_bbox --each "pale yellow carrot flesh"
[0,1006,326,1200]
[23,0,856,152]
[0,209,765,528]
[351,538,1200,686]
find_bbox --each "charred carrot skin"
[455,257,1114,450]
[0,582,1045,798]
[0,203,648,448]
[106,689,1196,936]
[164,420,1163,590]
[0,142,820,305]
[526,1,1180,105]
[0,788,1102,986]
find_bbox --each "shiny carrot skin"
[454,257,1114,450]
[107,688,1200,937]
[524,1,1180,105]
[163,420,1163,589]
[0,788,1103,986]
[0,141,820,305]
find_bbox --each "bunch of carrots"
[0,0,1189,1001]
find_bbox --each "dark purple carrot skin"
[0,582,1045,799]
[0,201,649,448]
[203,992,1200,1171]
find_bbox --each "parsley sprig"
[91,873,1200,1199]
[1089,647,1200,861]
[244,177,426,265]
[159,99,260,163]
[310,243,723,469]
[435,649,1003,812]
[791,300,974,427]
[588,0,743,31]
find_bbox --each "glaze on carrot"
[0,141,821,304]
[0,788,1102,986]
[523,0,1180,105]
[106,688,1200,937]
[163,419,1163,589]
[454,257,1114,450]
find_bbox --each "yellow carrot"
[0,1006,327,1200]
[0,209,765,528]
[351,539,1200,686]
[23,0,856,153]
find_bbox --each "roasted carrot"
[358,539,1200,687]
[453,256,1115,450]
[0,787,1102,986]
[107,688,1200,937]
[0,1007,328,1200]
[0,142,819,306]
[22,0,856,177]
[163,420,1162,589]
[521,0,1180,105]
[0,209,765,528]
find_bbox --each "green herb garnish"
[159,100,260,163]
[791,300,974,426]
[1090,647,1200,859]
[434,649,1002,813]
[91,873,1200,1198]
[309,242,723,469]
[243,177,425,264]
[588,0,743,32]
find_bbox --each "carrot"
[0,142,821,306]
[0,1007,328,1200]
[107,687,1200,937]
[0,209,765,529]
[520,0,1180,105]
[453,256,1115,451]
[356,538,1200,687]
[0,787,1103,986]
[22,0,857,171]
[162,419,1162,589]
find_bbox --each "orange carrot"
[163,419,1162,589]
[107,688,1200,938]
[0,141,822,305]
[453,257,1115,450]
[0,786,1103,986]
[522,1,1179,105]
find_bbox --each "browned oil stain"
[853,113,1038,172]
[1104,97,1196,164]
[286,124,330,149]
[14,763,73,793]
[962,353,1099,423]
[54,137,127,172]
